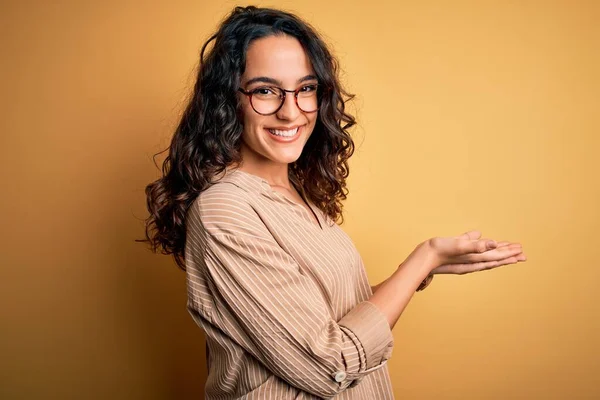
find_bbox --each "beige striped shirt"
[185,169,395,399]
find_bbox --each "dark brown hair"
[141,6,356,269]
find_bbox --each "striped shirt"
[185,169,395,399]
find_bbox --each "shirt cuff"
[338,300,394,375]
[417,274,434,291]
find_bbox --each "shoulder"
[188,179,267,239]
[199,178,253,211]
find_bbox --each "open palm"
[430,231,527,275]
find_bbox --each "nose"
[275,92,301,121]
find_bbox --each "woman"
[142,6,526,399]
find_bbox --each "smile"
[268,127,298,137]
[265,126,303,142]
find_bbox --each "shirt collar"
[218,168,272,195]
[218,167,335,227]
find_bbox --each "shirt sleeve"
[185,188,394,398]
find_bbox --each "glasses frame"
[237,83,320,116]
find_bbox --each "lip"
[266,125,302,130]
[265,125,303,143]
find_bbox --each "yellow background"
[1,0,598,398]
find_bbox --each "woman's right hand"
[426,230,527,275]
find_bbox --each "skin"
[234,34,527,329]
[237,34,318,221]
[370,231,526,328]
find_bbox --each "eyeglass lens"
[250,85,318,114]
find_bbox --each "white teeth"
[268,127,299,137]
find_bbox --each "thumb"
[456,230,481,240]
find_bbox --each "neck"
[235,162,291,188]
[236,142,298,188]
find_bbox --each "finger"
[479,254,525,270]
[456,230,481,240]
[468,258,515,273]
[480,239,520,248]
[434,254,525,275]
[478,238,509,247]
[469,244,523,262]
[516,253,527,261]
[465,238,497,253]
[496,241,523,248]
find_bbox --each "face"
[238,35,318,169]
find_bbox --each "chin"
[270,148,304,164]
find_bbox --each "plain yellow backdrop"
[1,0,598,399]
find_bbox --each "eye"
[300,84,318,92]
[252,87,279,97]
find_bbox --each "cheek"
[241,106,267,140]
[239,101,256,126]
[238,96,259,127]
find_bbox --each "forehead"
[243,35,314,83]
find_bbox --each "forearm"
[370,281,385,293]
[368,242,436,329]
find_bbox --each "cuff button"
[334,371,347,382]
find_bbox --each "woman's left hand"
[430,232,527,275]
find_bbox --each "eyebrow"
[244,74,318,87]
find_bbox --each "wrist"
[415,241,436,291]
[416,239,440,274]
[417,273,434,291]
[396,240,439,283]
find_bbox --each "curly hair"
[141,6,356,270]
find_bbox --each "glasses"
[238,83,320,116]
